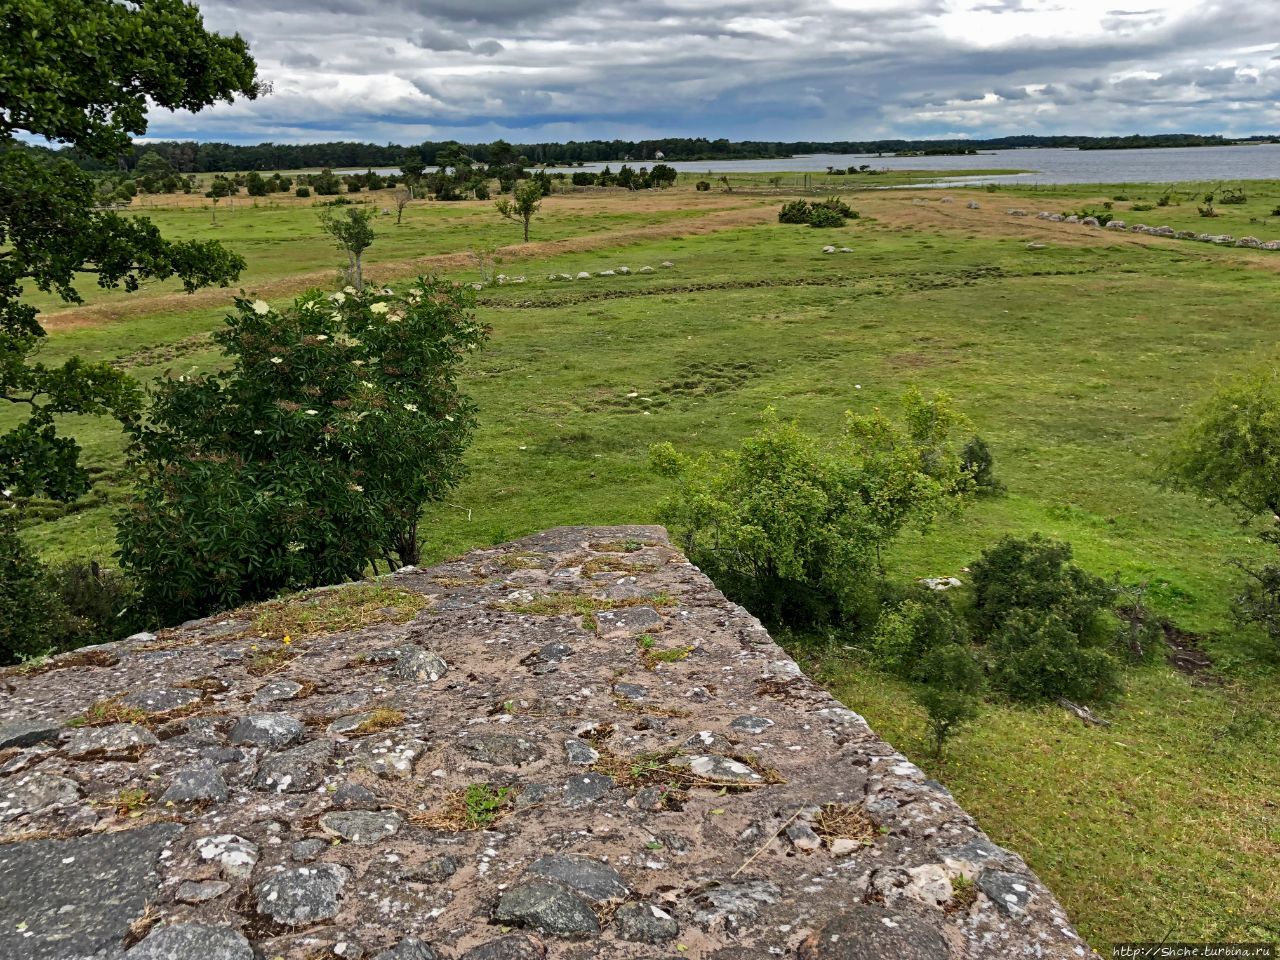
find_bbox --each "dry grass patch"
[591,748,783,793]
[811,803,878,848]
[251,583,430,638]
[414,783,519,831]
[69,698,148,728]
[351,707,406,735]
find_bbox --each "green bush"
[0,511,61,664]
[969,534,1111,636]
[1131,202,1154,212]
[914,643,984,758]
[871,591,968,679]
[45,561,144,650]
[778,200,811,224]
[295,186,311,198]
[652,391,971,630]
[118,280,489,624]
[814,196,857,219]
[808,205,846,228]
[695,181,711,192]
[988,610,1120,703]
[1218,187,1247,205]
[960,435,1003,494]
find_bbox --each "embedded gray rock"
[526,854,628,903]
[195,834,259,880]
[228,713,304,750]
[563,738,599,765]
[0,771,82,820]
[562,772,613,807]
[978,868,1034,915]
[63,722,157,760]
[125,923,254,960]
[461,732,543,766]
[729,715,774,734]
[612,682,647,701]
[459,935,547,960]
[494,879,600,936]
[614,902,679,944]
[0,823,182,960]
[292,838,328,862]
[373,940,438,960]
[332,782,381,810]
[254,863,349,925]
[798,906,948,959]
[176,880,231,903]
[120,687,201,714]
[252,678,304,704]
[350,735,425,779]
[390,647,448,682]
[668,754,761,783]
[594,606,663,638]
[160,765,229,804]
[693,880,782,934]
[0,719,61,750]
[253,738,333,793]
[320,810,402,844]
[403,855,457,883]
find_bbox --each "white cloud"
[147,0,1279,143]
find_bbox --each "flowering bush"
[118,279,489,623]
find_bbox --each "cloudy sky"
[148,0,1280,144]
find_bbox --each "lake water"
[340,142,1280,186]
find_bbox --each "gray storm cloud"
[145,0,1279,143]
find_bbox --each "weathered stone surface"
[253,738,333,793]
[64,722,157,760]
[0,771,81,820]
[797,905,949,959]
[195,834,259,880]
[176,879,231,903]
[124,923,254,960]
[372,939,438,960]
[594,606,662,638]
[320,810,403,844]
[120,687,201,714]
[161,764,229,804]
[526,854,628,903]
[389,647,448,682]
[0,525,1090,960]
[0,823,182,960]
[254,863,349,925]
[613,903,679,943]
[494,879,600,935]
[228,713,304,750]
[460,732,543,766]
[459,935,546,960]
[0,719,61,750]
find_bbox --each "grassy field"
[8,177,1280,947]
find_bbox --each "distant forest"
[26,133,1280,172]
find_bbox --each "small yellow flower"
[282,635,292,646]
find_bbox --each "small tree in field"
[914,644,983,760]
[394,186,412,225]
[319,206,376,290]
[1168,368,1280,652]
[117,281,489,623]
[495,179,543,242]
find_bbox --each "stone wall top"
[0,525,1091,960]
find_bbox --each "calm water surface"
[342,143,1280,185]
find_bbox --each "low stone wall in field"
[0,525,1092,960]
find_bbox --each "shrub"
[814,196,857,219]
[914,643,984,758]
[0,511,61,664]
[1167,368,1280,653]
[1271,205,1280,217]
[1131,202,1154,212]
[295,186,311,198]
[118,281,489,624]
[472,181,490,201]
[960,436,1003,494]
[988,609,1120,703]
[871,591,968,679]
[969,534,1112,637]
[652,392,971,630]
[808,205,845,228]
[44,561,144,649]
[695,181,711,192]
[1218,186,1247,205]
[778,200,812,224]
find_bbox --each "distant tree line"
[19,133,1277,174]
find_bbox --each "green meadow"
[9,179,1280,947]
